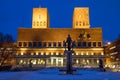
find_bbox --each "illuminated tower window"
[32,8,50,28]
[73,7,90,28]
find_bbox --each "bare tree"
[0,33,16,67]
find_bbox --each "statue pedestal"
[64,50,74,74]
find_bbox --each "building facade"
[15,7,105,68]
[105,38,120,67]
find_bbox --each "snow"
[0,68,120,80]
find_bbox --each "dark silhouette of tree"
[0,33,16,67]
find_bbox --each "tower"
[32,8,50,28]
[72,7,90,28]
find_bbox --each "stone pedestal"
[65,50,73,74]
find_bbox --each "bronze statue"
[66,34,72,51]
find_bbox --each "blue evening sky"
[0,0,120,42]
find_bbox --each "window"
[76,21,78,26]
[53,42,56,47]
[43,42,46,47]
[19,42,22,47]
[82,42,86,47]
[98,42,102,47]
[93,42,96,47]
[78,42,81,47]
[58,42,61,47]
[48,42,51,47]
[88,42,91,47]
[33,42,37,48]
[72,41,76,48]
[23,42,27,47]
[79,21,81,26]
[28,42,32,48]
[38,42,42,48]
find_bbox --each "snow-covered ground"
[0,68,120,80]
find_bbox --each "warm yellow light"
[101,52,104,55]
[107,42,111,45]
[86,52,88,55]
[36,52,38,55]
[81,52,83,55]
[76,60,79,64]
[21,52,23,55]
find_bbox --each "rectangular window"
[88,42,91,47]
[48,42,51,47]
[23,42,27,47]
[53,42,56,47]
[82,42,86,47]
[43,42,46,48]
[33,42,37,48]
[58,42,61,48]
[93,42,96,47]
[72,42,76,48]
[28,42,32,48]
[78,42,81,47]
[98,42,102,47]
[38,42,42,48]
[19,42,22,47]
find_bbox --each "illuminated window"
[101,52,104,55]
[86,52,88,55]
[56,52,58,55]
[51,52,53,55]
[91,52,94,55]
[76,53,78,55]
[21,52,23,55]
[32,60,36,64]
[41,52,43,55]
[31,53,34,55]
[36,52,38,55]
[97,59,99,64]
[76,59,79,64]
[20,60,23,64]
[81,52,83,55]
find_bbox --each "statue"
[66,34,72,51]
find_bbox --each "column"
[56,58,58,66]
[61,58,63,67]
[51,58,53,67]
